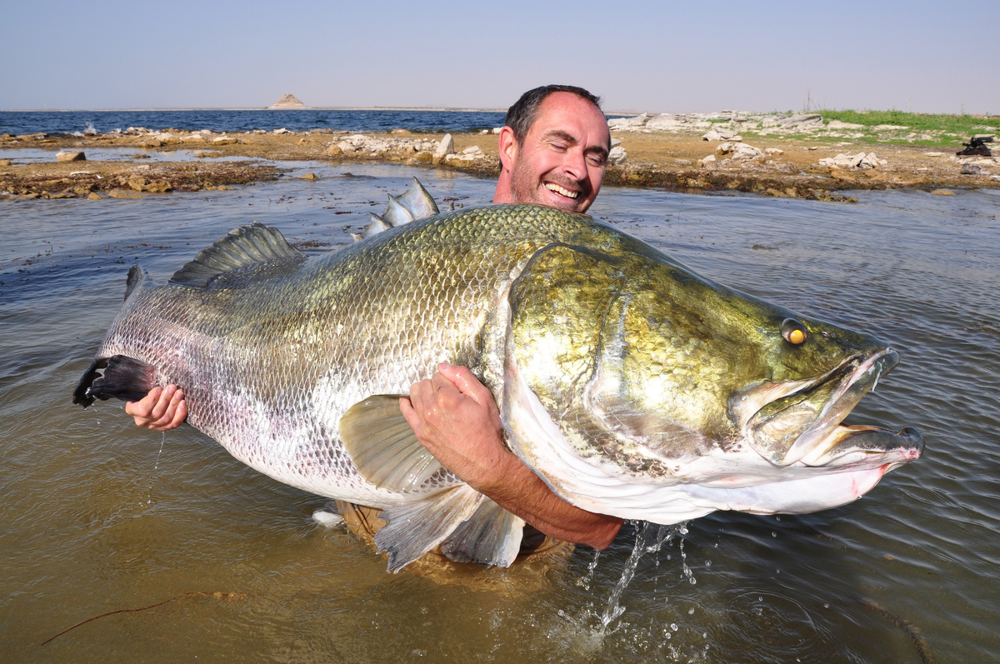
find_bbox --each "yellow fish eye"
[781,319,808,345]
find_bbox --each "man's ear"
[497,126,518,172]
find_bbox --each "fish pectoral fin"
[375,485,484,572]
[73,355,156,407]
[440,498,524,568]
[340,395,445,493]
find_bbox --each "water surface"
[1,163,997,663]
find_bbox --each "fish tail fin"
[440,498,524,568]
[375,485,483,573]
[72,355,156,408]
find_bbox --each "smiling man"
[127,84,623,554]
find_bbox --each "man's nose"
[562,148,587,181]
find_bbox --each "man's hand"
[400,363,622,549]
[125,385,187,431]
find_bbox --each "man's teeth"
[545,183,579,199]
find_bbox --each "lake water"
[1,161,998,663]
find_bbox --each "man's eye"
[550,142,568,151]
[588,155,607,167]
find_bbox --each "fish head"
[504,238,921,520]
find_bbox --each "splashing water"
[146,432,166,505]
[600,521,688,631]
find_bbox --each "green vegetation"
[819,110,998,136]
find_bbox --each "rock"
[931,189,956,195]
[336,141,355,154]
[610,138,622,148]
[702,128,741,142]
[391,128,412,136]
[479,129,490,135]
[213,136,238,145]
[923,152,944,157]
[717,142,763,162]
[608,145,627,165]
[87,192,102,200]
[961,163,986,175]
[827,120,866,130]
[273,128,291,135]
[299,172,319,180]
[607,114,648,131]
[0,159,11,166]
[460,145,483,156]
[765,148,784,155]
[108,188,144,199]
[326,144,343,156]
[819,151,885,170]
[491,127,503,134]
[56,150,86,162]
[698,154,717,168]
[434,134,455,163]
[444,153,476,167]
[781,114,824,130]
[269,94,308,109]
[141,138,163,147]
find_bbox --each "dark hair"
[504,85,603,144]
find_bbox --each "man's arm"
[400,363,623,549]
[125,385,187,431]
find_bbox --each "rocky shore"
[1,112,996,202]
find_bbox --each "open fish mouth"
[739,349,923,467]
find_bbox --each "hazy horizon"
[2,0,997,116]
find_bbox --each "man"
[127,85,624,551]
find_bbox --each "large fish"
[74,181,922,571]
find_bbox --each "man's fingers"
[437,363,493,408]
[149,385,176,420]
[126,386,161,419]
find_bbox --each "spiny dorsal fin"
[340,395,445,492]
[169,222,305,287]
[398,177,439,219]
[352,177,439,242]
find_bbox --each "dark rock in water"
[956,135,993,157]
[269,93,308,110]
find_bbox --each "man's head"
[493,85,610,214]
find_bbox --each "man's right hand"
[125,384,187,431]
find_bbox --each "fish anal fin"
[376,485,483,572]
[440,498,524,568]
[169,222,305,287]
[340,395,445,493]
[73,355,157,408]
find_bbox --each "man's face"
[507,92,610,214]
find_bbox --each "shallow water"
[1,162,998,663]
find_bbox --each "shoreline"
[1,124,996,202]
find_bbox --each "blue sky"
[2,0,997,114]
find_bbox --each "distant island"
[269,94,308,110]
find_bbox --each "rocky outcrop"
[269,94,308,109]
[818,152,886,170]
[608,145,627,165]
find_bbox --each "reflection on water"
[1,162,998,663]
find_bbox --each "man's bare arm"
[399,363,623,549]
[125,385,187,431]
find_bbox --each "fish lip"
[741,348,904,466]
[804,424,923,469]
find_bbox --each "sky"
[1,0,997,115]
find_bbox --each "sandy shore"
[1,127,996,201]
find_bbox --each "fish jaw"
[503,356,921,524]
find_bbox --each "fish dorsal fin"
[340,395,445,492]
[397,177,439,219]
[169,222,305,287]
[351,178,439,242]
[383,194,414,227]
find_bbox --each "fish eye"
[781,319,808,345]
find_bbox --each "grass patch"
[818,110,998,135]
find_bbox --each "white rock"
[765,148,784,155]
[827,120,866,130]
[55,150,86,162]
[491,127,503,134]
[717,142,763,162]
[611,138,621,148]
[608,146,627,165]
[273,128,290,135]
[434,134,455,158]
[460,145,483,156]
[699,154,717,168]
[607,113,648,131]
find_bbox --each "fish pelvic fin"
[340,395,446,493]
[439,498,524,568]
[376,485,483,572]
[73,355,156,408]
[169,222,305,287]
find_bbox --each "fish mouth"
[736,349,923,467]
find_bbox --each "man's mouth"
[545,182,579,199]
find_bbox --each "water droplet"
[759,596,763,602]
[705,560,712,568]
[771,531,777,537]
[688,608,695,615]
[823,603,830,609]
[670,623,678,631]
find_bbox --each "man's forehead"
[530,93,610,146]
